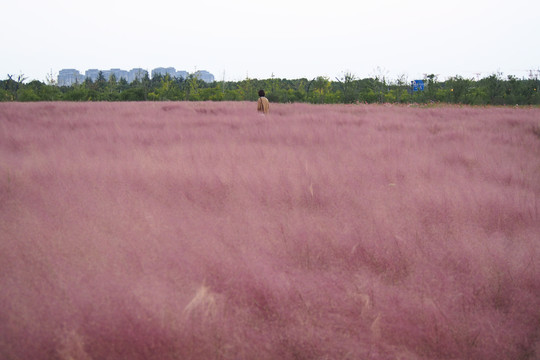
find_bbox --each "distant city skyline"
[57,67,215,86]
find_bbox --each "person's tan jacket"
[257,97,270,114]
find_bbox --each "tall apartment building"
[151,68,213,82]
[57,69,85,86]
[58,67,213,85]
[85,69,100,82]
[152,67,177,78]
[108,69,129,82]
[128,68,147,83]
[176,70,189,80]
[194,70,214,83]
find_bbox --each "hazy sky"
[2,0,539,82]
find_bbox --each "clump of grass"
[532,124,540,138]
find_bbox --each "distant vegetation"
[1,71,539,105]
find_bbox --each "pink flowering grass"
[1,102,539,359]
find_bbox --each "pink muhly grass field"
[1,101,539,359]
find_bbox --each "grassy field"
[1,102,539,359]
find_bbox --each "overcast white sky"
[2,0,539,82]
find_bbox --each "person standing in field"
[257,89,270,114]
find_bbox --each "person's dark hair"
[258,89,265,97]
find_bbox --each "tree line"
[1,71,539,105]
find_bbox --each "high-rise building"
[152,67,177,78]
[194,70,215,83]
[109,69,129,82]
[128,68,147,83]
[176,70,189,80]
[58,67,214,85]
[58,69,84,86]
[85,69,100,82]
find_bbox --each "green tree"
[141,73,151,101]
[394,74,409,103]
[310,76,331,103]
[18,88,40,101]
[0,88,11,101]
[117,78,129,92]
[5,74,27,101]
[371,67,390,103]
[237,77,257,101]
[189,74,205,100]
[425,74,440,103]
[104,74,119,101]
[119,87,146,101]
[96,71,107,92]
[198,86,224,101]
[445,76,473,104]
[224,88,243,101]
[63,84,91,101]
[479,73,505,105]
[22,80,52,101]
[148,74,183,100]
[336,72,358,103]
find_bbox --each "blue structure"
[412,80,424,91]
